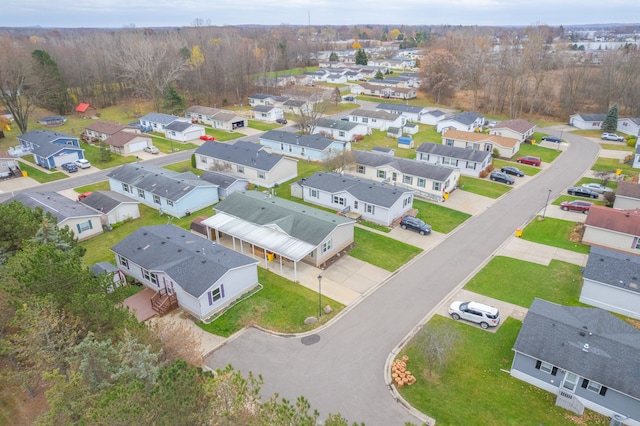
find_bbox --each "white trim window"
[333,195,345,206]
[321,239,332,254]
[237,165,244,174]
[207,285,225,305]
[122,183,131,193]
[433,182,441,191]
[137,188,145,198]
[153,194,161,205]
[377,170,386,179]
[310,189,319,198]
[581,379,607,396]
[357,165,365,174]
[118,256,129,269]
[403,175,413,185]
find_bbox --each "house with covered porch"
[17,130,86,170]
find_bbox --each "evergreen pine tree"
[355,49,368,66]
[329,52,339,62]
[602,104,619,132]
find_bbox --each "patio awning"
[202,213,316,262]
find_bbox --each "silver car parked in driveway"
[448,301,500,329]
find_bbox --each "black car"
[500,166,524,177]
[542,135,562,143]
[567,186,599,199]
[399,216,432,235]
[61,162,78,173]
[276,118,288,124]
[343,96,355,102]
[489,171,515,185]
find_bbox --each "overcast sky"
[3,0,639,29]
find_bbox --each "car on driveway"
[144,146,160,154]
[581,183,613,194]
[448,301,500,329]
[601,132,625,142]
[399,216,431,235]
[517,156,541,166]
[500,166,524,177]
[343,96,355,102]
[74,158,91,169]
[541,135,562,143]
[61,162,78,173]
[489,171,515,185]
[200,135,215,141]
[560,200,593,213]
[567,186,599,199]
[276,118,288,125]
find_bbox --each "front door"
[562,372,578,392]
[392,172,397,181]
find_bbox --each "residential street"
[204,130,601,425]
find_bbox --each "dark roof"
[90,261,120,277]
[249,93,272,99]
[186,105,219,115]
[574,114,606,122]
[164,120,194,132]
[416,142,492,163]
[85,121,130,135]
[615,181,640,200]
[107,164,214,202]
[282,99,306,107]
[253,105,275,113]
[199,171,247,190]
[195,140,289,172]
[139,112,180,125]
[261,130,337,151]
[81,190,138,214]
[315,118,363,132]
[105,132,150,147]
[376,104,424,114]
[424,110,445,117]
[354,151,457,182]
[5,191,99,223]
[17,130,82,158]
[372,146,393,153]
[583,246,640,294]
[443,111,484,125]
[214,191,352,245]
[111,225,257,298]
[349,108,400,121]
[300,172,412,208]
[513,298,640,399]
[585,205,640,236]
[493,118,536,133]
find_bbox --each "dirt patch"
[569,223,585,243]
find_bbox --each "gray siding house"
[511,298,640,425]
[199,171,248,199]
[375,103,428,123]
[415,142,492,177]
[260,130,350,162]
[313,118,369,142]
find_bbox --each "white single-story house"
[582,205,640,255]
[198,171,248,199]
[107,164,219,217]
[83,121,140,142]
[112,225,259,321]
[511,298,640,425]
[618,117,640,137]
[350,83,417,100]
[201,191,355,279]
[260,130,350,162]
[281,99,313,115]
[252,105,284,122]
[569,114,606,130]
[139,113,186,133]
[104,132,154,156]
[195,140,298,188]
[375,103,428,123]
[420,110,446,126]
[164,120,206,142]
[248,93,276,106]
[80,190,141,227]
[5,191,102,241]
[292,171,414,226]
[579,246,640,320]
[442,129,521,159]
[313,118,370,142]
[416,142,493,177]
[185,106,247,131]
[613,181,640,210]
[347,108,405,131]
[490,119,536,143]
[436,112,485,134]
[350,150,460,202]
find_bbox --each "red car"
[517,156,541,166]
[200,135,215,141]
[560,200,593,213]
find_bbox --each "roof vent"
[582,343,589,353]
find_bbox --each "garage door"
[129,140,148,153]
[53,152,80,167]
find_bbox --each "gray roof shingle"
[164,120,193,132]
[199,171,247,189]
[261,130,338,151]
[443,111,484,125]
[376,103,425,114]
[81,190,138,214]
[253,105,275,113]
[315,118,363,132]
[111,225,257,298]
[5,191,99,223]
[17,130,82,158]
[139,112,180,125]
[349,108,399,121]
[416,142,492,163]
[513,298,640,399]
[583,246,640,294]
[575,114,606,122]
[354,151,457,182]
[195,140,288,172]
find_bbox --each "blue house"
[17,130,85,170]
[107,164,219,217]
[259,130,350,162]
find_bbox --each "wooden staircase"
[151,288,178,315]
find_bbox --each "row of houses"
[570,113,640,136]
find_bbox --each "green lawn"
[465,256,583,307]
[592,157,636,176]
[457,176,512,199]
[162,160,200,174]
[81,143,137,169]
[412,199,471,234]
[18,160,68,183]
[521,216,590,253]
[356,130,416,159]
[349,227,422,271]
[261,66,317,78]
[74,180,111,194]
[203,128,240,142]
[147,136,198,154]
[600,143,633,152]
[492,159,541,176]
[398,316,608,426]
[248,120,281,132]
[198,268,344,337]
[517,142,561,164]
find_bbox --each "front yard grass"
[17,160,68,183]
[413,199,471,234]
[81,143,137,169]
[592,157,636,176]
[517,142,561,164]
[600,142,633,152]
[398,316,608,426]
[198,268,344,337]
[248,120,281,132]
[457,176,512,199]
[203,128,240,142]
[521,216,590,254]
[349,227,422,271]
[355,130,416,159]
[492,158,541,176]
[464,256,583,307]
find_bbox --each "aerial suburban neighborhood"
[1,17,640,426]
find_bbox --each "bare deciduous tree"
[413,323,459,375]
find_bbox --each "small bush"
[486,164,495,172]
[479,170,489,178]
[627,137,637,148]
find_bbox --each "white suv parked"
[601,132,625,142]
[448,301,500,329]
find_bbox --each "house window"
[433,182,441,191]
[535,360,557,375]
[150,273,158,285]
[357,165,365,174]
[362,118,368,123]
[237,165,244,174]
[377,170,386,179]
[339,131,345,137]
[310,189,319,198]
[403,175,413,185]
[333,195,345,206]
[582,379,608,396]
[417,178,426,188]
[142,269,150,281]
[366,204,375,214]
[167,200,174,207]
[122,183,130,193]
[635,237,640,249]
[301,147,305,156]
[258,171,265,179]
[200,155,207,163]
[466,162,476,169]
[442,157,456,166]
[288,145,292,152]
[76,220,93,233]
[207,285,225,305]
[280,143,285,150]
[562,372,579,392]
[153,194,161,205]
[445,138,454,146]
[118,256,129,269]
[138,189,145,198]
[321,239,332,254]
[354,200,358,209]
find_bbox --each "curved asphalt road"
[205,131,600,425]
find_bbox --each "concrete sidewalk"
[497,236,588,266]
